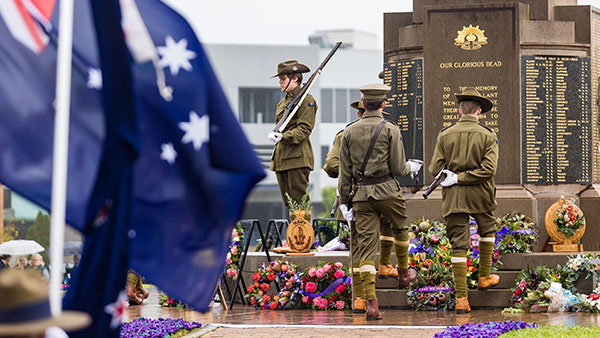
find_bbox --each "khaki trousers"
[275,167,311,209]
[445,211,496,253]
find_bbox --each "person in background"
[29,254,49,282]
[17,256,29,270]
[0,269,90,337]
[0,255,11,271]
[126,269,149,305]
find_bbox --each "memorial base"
[551,242,584,252]
[286,252,315,256]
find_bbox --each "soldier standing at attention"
[428,87,500,314]
[323,101,366,314]
[338,84,422,320]
[268,60,317,209]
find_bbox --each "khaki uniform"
[339,110,411,299]
[428,115,499,251]
[271,85,317,208]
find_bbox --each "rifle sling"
[358,120,387,177]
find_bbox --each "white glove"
[339,204,355,223]
[268,131,283,144]
[440,169,458,187]
[407,159,423,178]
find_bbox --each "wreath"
[244,259,301,310]
[554,198,585,237]
[158,293,189,309]
[224,222,244,279]
[407,286,455,311]
[300,261,351,310]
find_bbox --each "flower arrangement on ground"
[579,286,600,313]
[407,214,537,311]
[506,265,578,313]
[224,222,244,279]
[158,294,189,309]
[245,259,301,310]
[432,320,536,338]
[566,252,600,285]
[300,261,351,310]
[494,213,537,256]
[120,317,201,338]
[406,220,455,310]
[554,197,585,237]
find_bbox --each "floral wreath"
[225,222,244,279]
[554,198,585,237]
[159,293,189,309]
[300,261,351,310]
[245,259,301,310]
[407,286,455,311]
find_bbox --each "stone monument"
[384,0,600,250]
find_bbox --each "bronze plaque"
[423,4,522,184]
[521,55,592,184]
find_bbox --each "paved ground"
[199,327,443,338]
[125,286,600,337]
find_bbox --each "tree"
[26,212,50,263]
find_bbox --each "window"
[321,88,363,123]
[239,88,283,123]
[321,145,329,169]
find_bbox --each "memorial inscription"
[383,59,424,185]
[521,55,592,184]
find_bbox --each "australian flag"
[0,0,265,335]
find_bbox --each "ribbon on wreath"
[495,225,533,245]
[415,286,454,293]
[300,276,351,299]
[409,242,435,256]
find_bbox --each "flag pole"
[49,0,75,316]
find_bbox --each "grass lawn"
[500,325,600,338]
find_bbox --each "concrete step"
[376,289,512,309]
[375,270,519,289]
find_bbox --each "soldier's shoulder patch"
[385,119,397,126]
[308,102,314,107]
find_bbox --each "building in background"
[204,29,382,222]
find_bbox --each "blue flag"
[0,0,103,230]
[128,0,265,311]
[63,0,138,337]
[0,0,265,326]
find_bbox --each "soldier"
[323,101,366,314]
[428,87,500,314]
[338,84,422,320]
[268,60,317,210]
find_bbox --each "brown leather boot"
[366,299,383,321]
[397,268,417,288]
[352,297,367,314]
[377,264,398,279]
[455,297,471,314]
[478,274,500,291]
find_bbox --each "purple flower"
[120,317,202,338]
[433,320,536,338]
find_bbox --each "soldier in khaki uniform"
[428,87,500,314]
[338,84,422,320]
[268,60,317,209]
[323,101,399,314]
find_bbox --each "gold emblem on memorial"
[455,25,488,50]
[286,210,314,253]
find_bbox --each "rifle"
[330,195,340,218]
[423,168,447,199]
[273,42,342,133]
